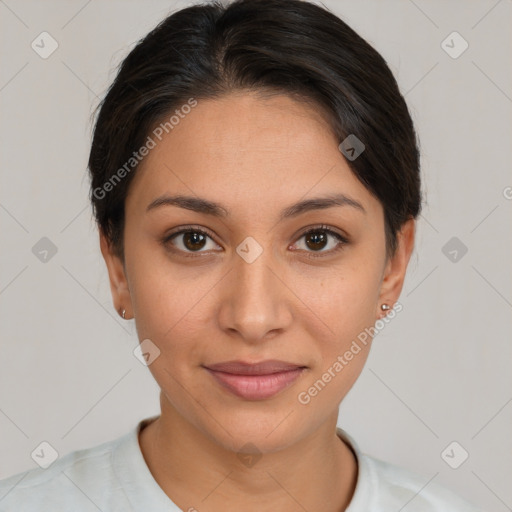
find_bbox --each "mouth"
[203,360,308,400]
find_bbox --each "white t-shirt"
[0,415,482,511]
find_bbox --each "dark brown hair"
[88,0,422,260]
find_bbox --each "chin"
[192,404,312,455]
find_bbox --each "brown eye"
[292,226,349,257]
[182,231,207,251]
[304,231,329,251]
[163,227,220,255]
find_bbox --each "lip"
[204,360,307,400]
[205,359,305,375]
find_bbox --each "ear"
[377,218,416,319]
[99,229,132,319]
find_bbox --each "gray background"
[1,0,511,510]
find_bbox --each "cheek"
[126,238,194,334]
[127,247,220,368]
[290,261,381,401]
[297,261,381,342]
[131,271,209,352]
[293,273,378,410]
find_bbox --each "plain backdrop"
[0,1,511,510]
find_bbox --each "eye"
[162,226,220,256]
[161,224,349,259]
[291,225,349,258]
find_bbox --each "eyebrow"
[146,192,366,220]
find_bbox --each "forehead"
[125,92,382,222]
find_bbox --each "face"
[101,91,414,453]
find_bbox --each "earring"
[380,304,391,311]
[121,309,126,319]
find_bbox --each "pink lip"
[204,360,307,400]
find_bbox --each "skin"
[100,91,415,511]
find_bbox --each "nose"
[217,242,293,344]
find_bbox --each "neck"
[139,395,358,512]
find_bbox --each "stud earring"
[380,304,391,311]
[121,309,126,319]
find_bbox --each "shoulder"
[358,453,483,512]
[337,428,483,512]
[0,432,130,512]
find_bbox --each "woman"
[0,0,482,510]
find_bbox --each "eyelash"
[161,224,349,259]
